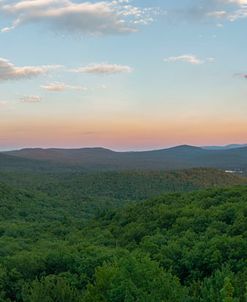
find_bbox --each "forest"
[0,167,246,301]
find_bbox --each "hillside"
[0,183,247,301]
[0,168,246,204]
[0,182,86,225]
[0,153,78,173]
[88,186,247,301]
[4,145,247,172]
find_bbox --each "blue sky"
[0,0,246,150]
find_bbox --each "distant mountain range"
[1,144,247,172]
[202,144,247,150]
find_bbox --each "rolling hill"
[1,168,246,204]
[1,181,247,301]
[0,152,84,173]
[202,143,247,150]
[3,145,247,172]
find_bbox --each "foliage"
[0,170,246,301]
[22,275,82,302]
[84,254,186,302]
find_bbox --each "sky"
[0,0,246,151]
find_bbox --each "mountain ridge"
[5,143,247,154]
[202,143,247,150]
[2,144,247,172]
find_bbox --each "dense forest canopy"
[0,166,246,301]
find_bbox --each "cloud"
[207,10,228,18]
[0,58,132,85]
[207,9,247,21]
[207,0,247,21]
[0,0,156,35]
[235,73,247,79]
[164,55,215,65]
[164,55,203,65]
[41,82,87,92]
[98,84,107,89]
[0,58,61,81]
[223,0,247,4]
[167,0,247,23]
[71,63,133,74]
[226,7,247,21]
[0,101,8,107]
[19,95,42,103]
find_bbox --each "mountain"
[0,151,87,173]
[0,152,47,171]
[5,147,115,163]
[3,145,247,172]
[203,143,247,150]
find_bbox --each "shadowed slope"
[4,145,247,172]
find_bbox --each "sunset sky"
[0,0,246,150]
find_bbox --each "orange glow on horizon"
[1,115,247,150]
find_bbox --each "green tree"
[83,254,187,302]
[22,275,82,302]
[220,277,238,302]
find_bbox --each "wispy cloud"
[41,82,87,92]
[164,55,215,65]
[166,0,247,24]
[19,95,42,103]
[223,0,247,4]
[0,58,61,81]
[71,63,133,74]
[207,10,228,18]
[0,100,8,107]
[235,73,247,79]
[207,0,247,22]
[0,0,156,35]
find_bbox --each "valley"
[0,154,247,301]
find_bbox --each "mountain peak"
[167,145,203,151]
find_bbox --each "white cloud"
[208,8,247,21]
[164,55,215,65]
[71,63,133,74]
[0,0,156,35]
[0,58,61,81]
[19,95,42,103]
[41,82,88,92]
[207,0,247,21]
[223,0,247,4]
[98,84,107,89]
[227,7,247,21]
[207,10,228,18]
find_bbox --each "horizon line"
[1,143,247,153]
